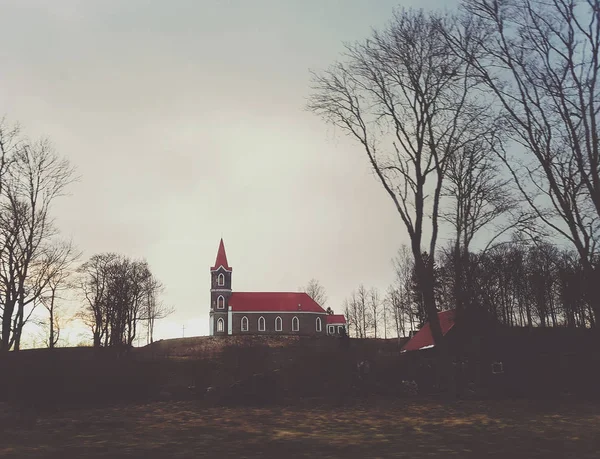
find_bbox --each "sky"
[0,0,456,345]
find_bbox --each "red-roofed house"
[326,315,347,336]
[209,239,347,336]
[400,309,456,352]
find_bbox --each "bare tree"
[301,278,328,306]
[442,140,514,314]
[76,253,117,347]
[392,245,419,333]
[0,139,75,351]
[385,286,402,338]
[342,298,354,337]
[309,10,492,388]
[348,292,361,338]
[39,240,80,348]
[139,275,173,345]
[369,287,381,338]
[451,0,600,324]
[76,253,166,347]
[356,284,370,338]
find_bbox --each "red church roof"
[228,292,326,313]
[401,309,456,352]
[326,314,346,324]
[211,238,231,271]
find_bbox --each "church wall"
[212,312,229,335]
[231,312,327,336]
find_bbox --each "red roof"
[228,292,325,313]
[326,314,346,324]
[211,238,231,271]
[401,309,455,352]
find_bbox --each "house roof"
[401,309,456,352]
[211,238,231,271]
[326,314,346,325]
[228,292,326,313]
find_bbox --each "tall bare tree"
[309,10,492,386]
[451,0,600,324]
[0,138,74,351]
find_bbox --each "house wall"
[326,323,347,336]
[231,312,326,336]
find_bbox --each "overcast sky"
[0,0,456,344]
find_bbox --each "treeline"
[343,238,596,338]
[311,0,600,348]
[0,121,170,352]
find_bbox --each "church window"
[292,316,299,332]
[328,325,335,335]
[316,317,322,332]
[241,316,248,332]
[217,295,225,309]
[217,273,225,286]
[258,316,266,332]
[338,326,344,334]
[275,316,282,331]
[217,318,224,333]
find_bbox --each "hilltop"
[139,335,406,359]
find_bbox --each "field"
[1,398,599,458]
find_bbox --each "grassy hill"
[139,334,405,358]
[0,336,407,410]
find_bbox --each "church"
[209,239,347,336]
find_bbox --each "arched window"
[275,316,282,332]
[292,316,299,332]
[241,316,248,332]
[217,318,224,333]
[258,316,266,332]
[316,317,322,332]
[217,273,225,286]
[217,295,225,309]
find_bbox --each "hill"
[0,336,408,410]
[139,335,406,359]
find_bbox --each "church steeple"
[209,238,232,336]
[211,238,231,271]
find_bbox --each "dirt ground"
[0,398,598,458]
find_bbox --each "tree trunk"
[413,251,455,397]
[0,302,14,352]
[49,307,54,349]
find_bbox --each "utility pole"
[182,325,185,338]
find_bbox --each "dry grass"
[0,398,598,458]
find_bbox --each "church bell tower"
[209,238,232,335]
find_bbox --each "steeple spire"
[211,238,231,271]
